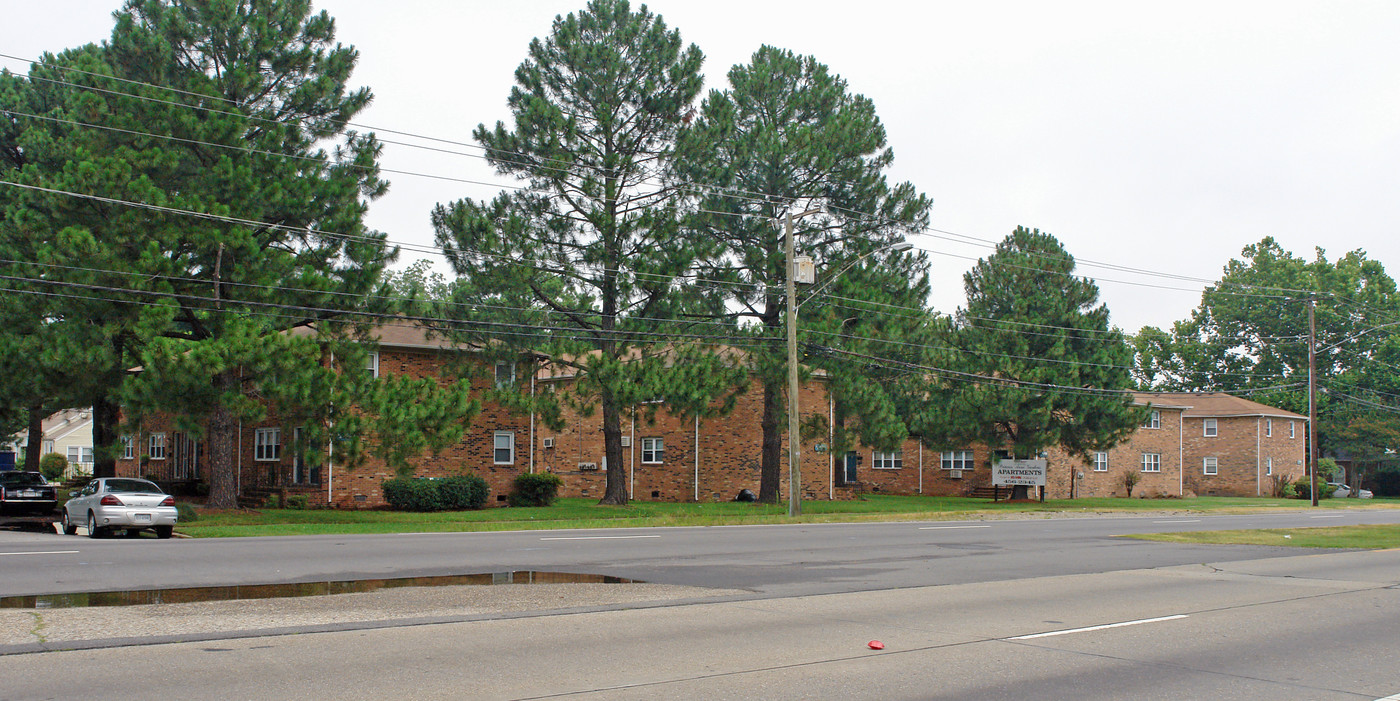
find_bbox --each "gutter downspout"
[694,414,700,503]
[529,370,536,475]
[918,442,923,495]
[327,351,333,505]
[1178,411,1184,497]
[1257,416,1262,496]
[828,392,835,500]
[629,411,635,499]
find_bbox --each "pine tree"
[673,45,932,503]
[0,0,437,508]
[949,227,1143,494]
[430,0,734,505]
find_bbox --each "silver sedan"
[62,477,179,539]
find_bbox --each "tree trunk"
[91,394,121,479]
[598,387,629,506]
[24,403,44,470]
[758,375,783,504]
[205,370,240,509]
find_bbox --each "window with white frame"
[148,433,166,460]
[1266,457,1273,475]
[42,440,54,455]
[67,446,93,464]
[1143,410,1161,429]
[255,428,281,462]
[121,435,134,460]
[641,437,663,464]
[1204,418,1218,437]
[1203,457,1218,475]
[1141,453,1162,473]
[873,450,902,469]
[941,450,974,470]
[1290,421,1296,439]
[1266,418,1272,437]
[365,351,379,378]
[494,431,515,464]
[495,361,516,388]
[1093,452,1109,472]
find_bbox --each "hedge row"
[381,475,489,511]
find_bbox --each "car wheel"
[61,509,77,535]
[155,525,173,540]
[86,511,104,539]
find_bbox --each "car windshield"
[2,472,47,486]
[104,479,163,494]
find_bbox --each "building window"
[873,450,902,470]
[941,450,974,470]
[641,437,663,464]
[255,428,281,462]
[1266,418,1272,437]
[1143,410,1161,429]
[494,431,515,465]
[366,352,379,378]
[1203,457,1218,475]
[495,361,516,388]
[1290,421,1295,439]
[42,440,54,455]
[67,446,93,464]
[1093,452,1109,472]
[121,435,134,460]
[1204,418,1218,437]
[1141,453,1161,473]
[148,433,166,460]
[1266,457,1273,475]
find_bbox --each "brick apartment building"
[113,323,1307,506]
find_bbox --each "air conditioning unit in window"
[542,437,554,449]
[577,462,598,471]
[948,469,963,479]
[621,436,631,447]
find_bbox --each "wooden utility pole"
[1309,298,1319,507]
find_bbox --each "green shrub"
[1372,469,1400,497]
[175,502,199,523]
[437,475,489,510]
[383,475,490,511]
[1292,477,1337,500]
[286,495,309,510]
[38,453,68,481]
[265,494,281,509]
[511,472,563,507]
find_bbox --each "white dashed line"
[918,525,992,530]
[1008,614,1188,640]
[539,535,661,541]
[0,550,79,556]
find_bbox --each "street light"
[784,211,913,517]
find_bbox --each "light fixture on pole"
[785,223,914,517]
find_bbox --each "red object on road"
[868,640,885,650]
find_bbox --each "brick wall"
[1182,415,1306,497]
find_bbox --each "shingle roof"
[1138,392,1307,420]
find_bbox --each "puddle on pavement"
[0,571,641,609]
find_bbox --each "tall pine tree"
[431,0,735,505]
[673,45,932,503]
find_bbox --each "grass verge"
[1128,524,1400,549]
[175,495,1400,538]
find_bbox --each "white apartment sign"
[993,459,1047,487]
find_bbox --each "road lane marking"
[918,525,991,530]
[1007,614,1188,640]
[1310,515,1346,519]
[1372,693,1400,701]
[0,550,80,556]
[1152,519,1201,524]
[539,535,661,541]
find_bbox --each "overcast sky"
[6,1,1399,332]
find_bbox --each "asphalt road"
[3,507,1400,598]
[3,508,1400,699]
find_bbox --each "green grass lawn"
[1128,523,1400,549]
[175,494,1400,538]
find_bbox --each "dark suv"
[0,471,59,515]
